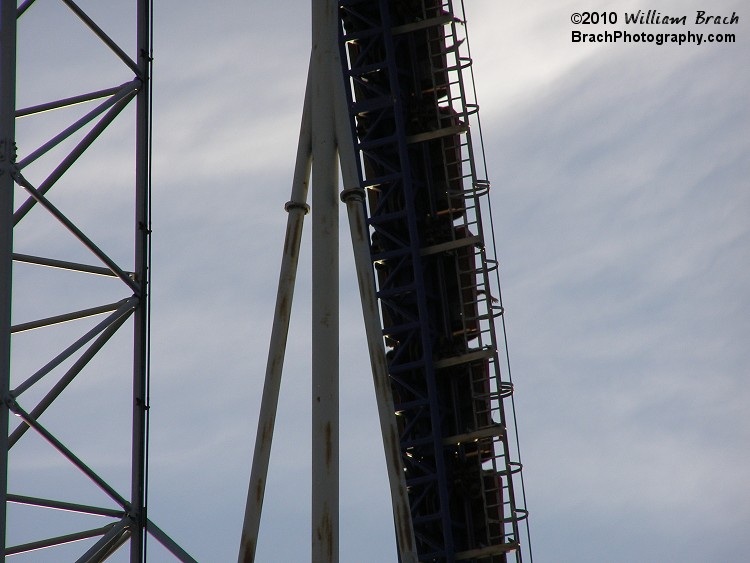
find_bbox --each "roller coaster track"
[338,1,531,560]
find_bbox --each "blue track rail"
[338,2,529,561]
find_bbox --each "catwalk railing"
[338,0,531,560]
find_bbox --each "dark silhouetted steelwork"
[338,0,532,560]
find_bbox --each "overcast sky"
[6,0,749,561]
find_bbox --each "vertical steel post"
[0,2,194,560]
[238,74,313,563]
[131,0,151,560]
[310,0,339,561]
[241,4,419,561]
[0,1,16,557]
[334,76,418,561]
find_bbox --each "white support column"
[240,3,418,562]
[310,1,340,561]
[238,74,313,563]
[334,72,418,561]
[339,188,420,563]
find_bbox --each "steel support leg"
[340,188,420,563]
[0,1,16,557]
[241,2,417,560]
[130,1,151,560]
[238,73,313,563]
[333,70,418,561]
[310,0,340,556]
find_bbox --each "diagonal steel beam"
[11,298,136,396]
[12,253,126,277]
[238,63,312,563]
[8,311,132,447]
[147,519,199,563]
[16,84,126,118]
[16,79,139,170]
[60,0,140,76]
[6,401,130,510]
[12,173,140,293]
[74,517,131,563]
[13,83,137,223]
[7,493,125,517]
[16,0,37,18]
[11,297,134,335]
[5,523,117,556]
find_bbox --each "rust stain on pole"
[315,510,334,561]
[239,538,254,563]
[325,421,332,468]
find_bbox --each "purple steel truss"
[337,1,531,560]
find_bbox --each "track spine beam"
[338,1,531,560]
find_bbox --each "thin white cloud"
[7,1,749,561]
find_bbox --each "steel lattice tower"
[0,1,191,560]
